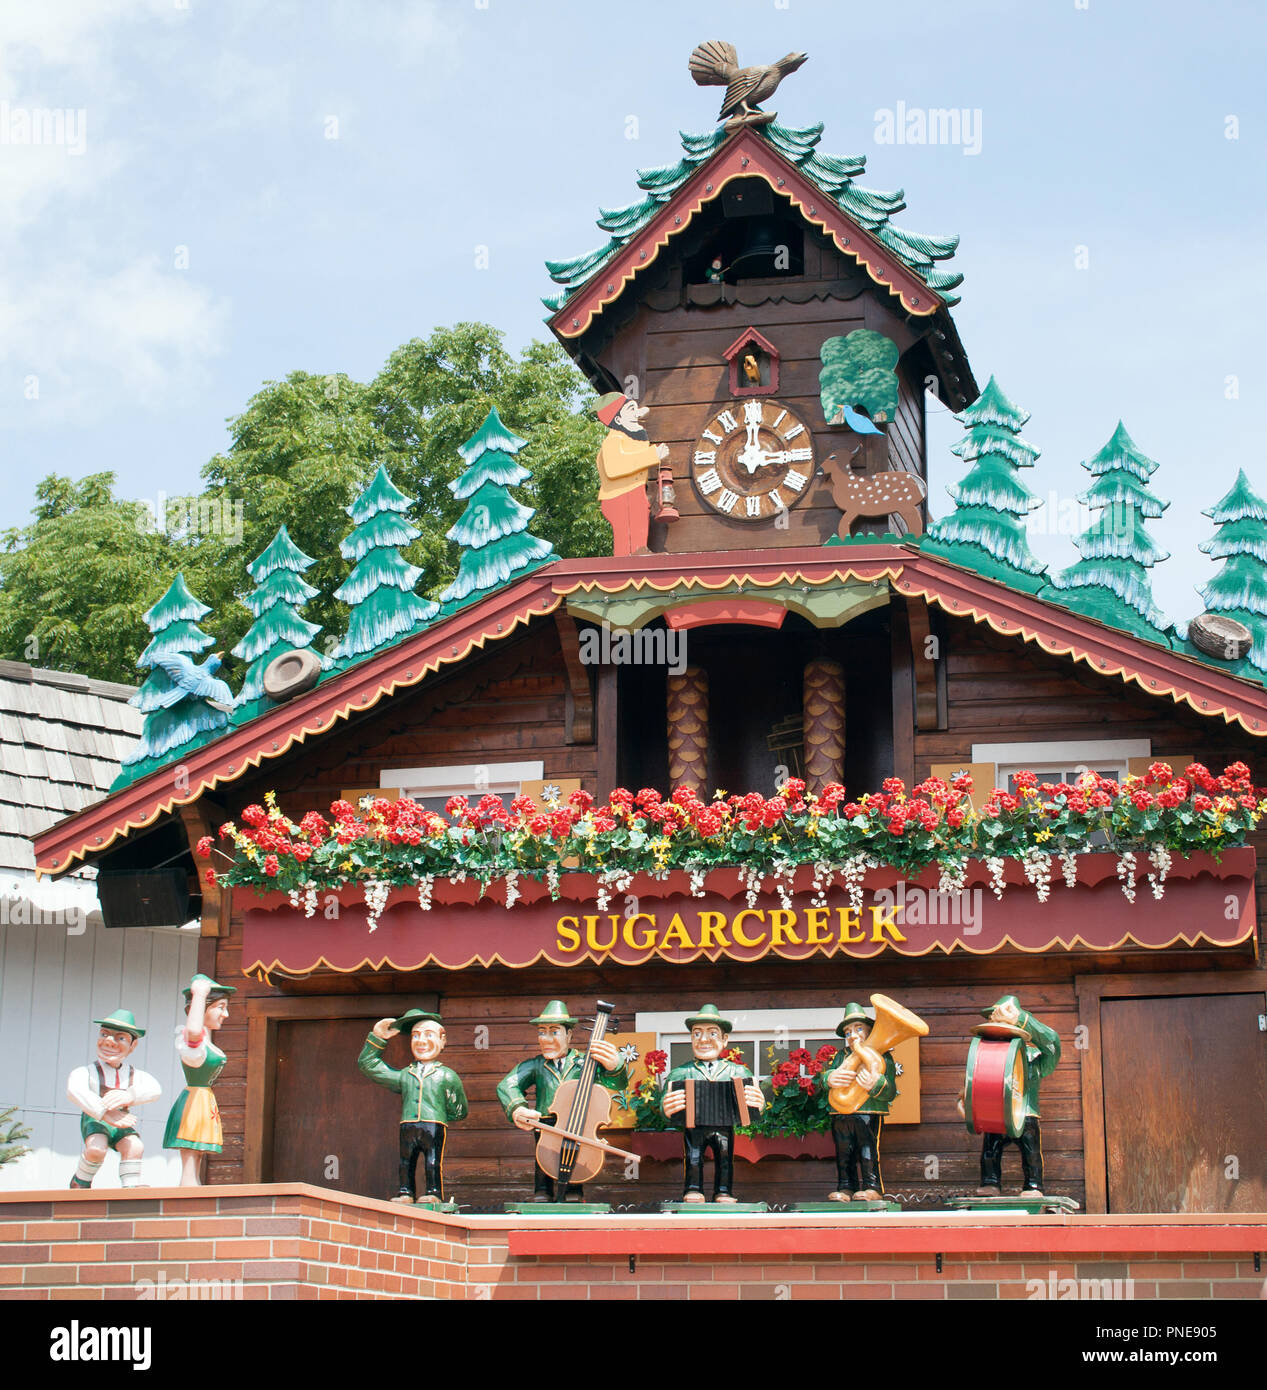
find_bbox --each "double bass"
[529,1000,641,1184]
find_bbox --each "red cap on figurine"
[595,392,629,426]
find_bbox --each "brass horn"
[828,994,929,1114]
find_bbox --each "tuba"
[828,994,929,1114]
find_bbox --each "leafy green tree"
[0,473,169,683]
[232,526,322,704]
[1040,422,1171,645]
[440,409,554,605]
[922,376,1047,592]
[819,330,900,423]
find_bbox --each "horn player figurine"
[822,995,928,1201]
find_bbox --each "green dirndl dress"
[163,1041,227,1153]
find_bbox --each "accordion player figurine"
[659,1004,765,1203]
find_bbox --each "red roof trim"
[548,128,942,341]
[33,544,1267,876]
[721,326,780,363]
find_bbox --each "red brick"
[27,1265,78,1285]
[105,1242,160,1260]
[1154,1280,1213,1298]
[51,1286,98,1301]
[214,1239,271,1258]
[844,1283,895,1299]
[244,1217,302,1237]
[891,1282,946,1300]
[190,1218,243,1237]
[0,1223,25,1239]
[24,1222,72,1240]
[0,1266,24,1285]
[1212,1281,1266,1298]
[158,1199,212,1215]
[132,1219,189,1238]
[6,1244,58,1268]
[78,1264,133,1283]
[0,1202,52,1219]
[1182,1261,1240,1277]
[244,1260,301,1280]
[687,1283,740,1300]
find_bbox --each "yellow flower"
[340,859,355,871]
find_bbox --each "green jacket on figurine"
[358,1032,469,1124]
[1013,1007,1061,1118]
[496,1049,627,1122]
[659,1057,754,1124]
[818,1049,898,1114]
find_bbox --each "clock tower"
[544,97,974,556]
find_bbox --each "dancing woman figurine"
[164,973,236,1186]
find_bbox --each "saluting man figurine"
[660,1003,765,1204]
[359,1009,468,1205]
[67,1009,162,1189]
[820,1002,897,1202]
[962,994,1061,1197]
[496,1000,628,1203]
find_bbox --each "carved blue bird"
[152,651,234,711]
[839,404,883,435]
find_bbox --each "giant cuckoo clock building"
[27,43,1267,1298]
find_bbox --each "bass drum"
[963,1035,1027,1139]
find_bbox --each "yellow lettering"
[869,905,906,943]
[769,909,800,947]
[837,907,865,944]
[584,913,619,952]
[804,907,832,946]
[556,916,581,953]
[658,912,695,951]
[731,909,767,948]
[622,912,657,950]
[697,911,730,950]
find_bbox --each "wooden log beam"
[553,612,595,744]
[904,597,944,732]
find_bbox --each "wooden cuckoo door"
[1100,992,1267,1213]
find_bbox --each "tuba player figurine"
[819,1001,898,1201]
[958,994,1061,1197]
[660,1004,765,1204]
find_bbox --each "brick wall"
[1,1186,1263,1300]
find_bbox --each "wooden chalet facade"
[30,109,1267,1226]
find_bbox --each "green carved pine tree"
[1039,422,1172,645]
[332,466,438,661]
[232,526,323,704]
[920,376,1047,593]
[439,408,554,605]
[122,573,227,766]
[1191,469,1267,677]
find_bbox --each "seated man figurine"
[66,1009,161,1189]
[358,1009,468,1205]
[660,1003,765,1204]
[496,1000,627,1203]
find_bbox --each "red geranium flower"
[797,1076,815,1093]
[644,1049,668,1076]
[263,855,279,877]
[241,804,267,827]
[195,835,213,858]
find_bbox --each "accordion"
[668,1077,751,1128]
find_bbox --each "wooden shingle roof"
[0,660,140,873]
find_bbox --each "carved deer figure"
[824,450,926,538]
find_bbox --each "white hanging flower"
[303,885,318,918]
[1058,849,1079,889]
[1116,850,1138,904]
[545,863,560,899]
[416,875,434,912]
[840,853,872,914]
[984,855,1007,901]
[937,856,967,898]
[810,860,832,908]
[363,878,392,933]
[1021,848,1052,904]
[689,868,707,898]
[1146,845,1172,900]
[505,869,521,909]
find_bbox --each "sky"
[2,0,1265,629]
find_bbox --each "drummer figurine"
[660,1004,765,1204]
[820,1001,897,1202]
[496,1000,628,1203]
[66,1009,162,1189]
[358,1009,468,1205]
[961,994,1061,1196]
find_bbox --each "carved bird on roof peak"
[689,40,808,129]
[151,651,234,712]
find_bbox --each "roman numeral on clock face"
[786,447,812,462]
[745,494,763,517]
[743,399,764,425]
[693,450,716,467]
[771,408,788,428]
[715,489,739,513]
[784,469,807,492]
[697,468,722,494]
[781,422,806,441]
[716,410,739,434]
[701,428,723,445]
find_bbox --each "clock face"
[689,398,815,521]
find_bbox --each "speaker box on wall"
[96,867,192,929]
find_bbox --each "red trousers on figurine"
[601,486,650,555]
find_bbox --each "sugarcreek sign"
[238,850,1256,977]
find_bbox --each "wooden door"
[1101,992,1267,1212]
[269,1017,409,1199]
